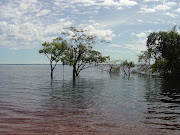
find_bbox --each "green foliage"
[147,26,180,76]
[39,38,68,79]
[107,59,121,74]
[39,39,68,63]
[121,60,135,76]
[138,49,153,64]
[138,49,153,74]
[121,60,135,69]
[151,58,167,73]
[61,27,110,78]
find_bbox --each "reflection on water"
[144,76,180,133]
[0,65,180,134]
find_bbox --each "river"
[0,65,179,135]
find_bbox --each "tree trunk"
[128,68,130,76]
[51,69,53,80]
[123,68,128,76]
[50,61,53,80]
[73,64,76,79]
[76,70,79,76]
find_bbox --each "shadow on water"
[143,75,180,132]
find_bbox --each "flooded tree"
[61,27,109,78]
[108,59,121,74]
[146,26,180,76]
[39,38,68,79]
[121,60,135,76]
[138,49,153,74]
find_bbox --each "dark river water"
[0,65,180,135]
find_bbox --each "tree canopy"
[121,60,135,76]
[62,27,110,78]
[138,49,153,74]
[146,26,180,76]
[39,38,68,79]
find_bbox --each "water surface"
[0,65,179,135]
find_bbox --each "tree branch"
[45,53,51,61]
[77,63,86,75]
[52,62,58,70]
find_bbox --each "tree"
[108,59,121,74]
[150,58,167,73]
[61,27,110,78]
[121,60,135,76]
[146,26,180,76]
[138,49,153,74]
[39,38,68,79]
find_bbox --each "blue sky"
[0,0,180,64]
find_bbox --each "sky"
[0,0,180,64]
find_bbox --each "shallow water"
[0,65,180,135]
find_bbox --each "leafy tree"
[39,38,68,79]
[107,59,121,74]
[150,58,167,73]
[147,26,180,75]
[121,60,135,76]
[138,49,153,74]
[61,27,110,78]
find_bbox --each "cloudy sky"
[0,0,180,64]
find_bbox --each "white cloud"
[54,0,137,10]
[155,2,176,11]
[164,12,177,18]
[105,49,129,53]
[145,30,153,33]
[139,2,176,13]
[144,0,165,2]
[0,21,8,32]
[124,40,147,52]
[155,4,170,11]
[101,0,137,9]
[137,20,144,23]
[139,6,155,13]
[85,25,115,40]
[0,0,41,20]
[70,0,96,6]
[0,0,76,50]
[175,8,180,13]
[0,0,178,53]
[0,6,73,49]
[44,19,73,36]
[108,37,147,53]
[89,20,96,23]
[36,9,51,17]
[132,32,146,38]
[119,0,137,7]
[110,44,122,47]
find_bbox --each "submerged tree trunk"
[50,61,53,80]
[128,68,130,76]
[51,69,53,80]
[50,61,58,80]
[73,64,76,79]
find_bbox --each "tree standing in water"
[146,26,180,76]
[61,27,110,78]
[138,49,153,74]
[121,60,135,76]
[39,38,67,79]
